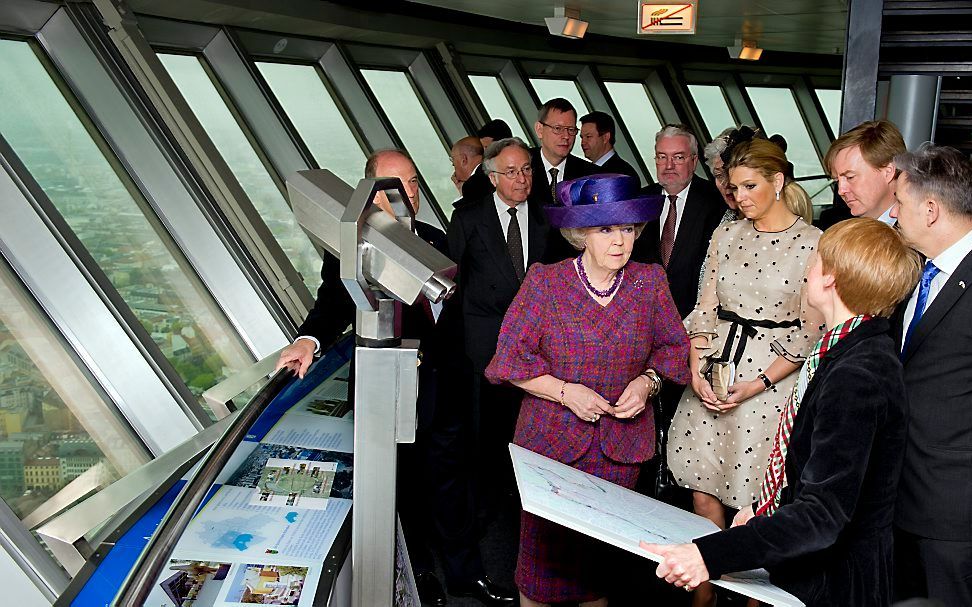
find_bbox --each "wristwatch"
[757,373,773,391]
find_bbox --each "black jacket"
[445,193,549,372]
[892,247,972,541]
[457,164,493,208]
[528,147,600,262]
[598,152,639,180]
[695,318,907,606]
[633,175,726,317]
[297,221,448,428]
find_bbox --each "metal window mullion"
[409,50,474,145]
[203,28,317,185]
[0,139,200,455]
[44,6,292,358]
[644,70,682,126]
[576,65,649,184]
[89,0,313,325]
[498,60,540,145]
[434,43,488,129]
[0,497,69,603]
[793,77,836,159]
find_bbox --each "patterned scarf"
[755,314,872,516]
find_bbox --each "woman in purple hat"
[485,173,691,606]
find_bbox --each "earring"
[775,190,781,201]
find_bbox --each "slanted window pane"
[688,84,736,138]
[604,81,663,179]
[0,41,253,419]
[816,89,842,135]
[257,62,367,186]
[747,87,831,205]
[359,69,456,218]
[0,261,148,521]
[158,53,322,293]
[467,75,529,142]
[529,78,589,157]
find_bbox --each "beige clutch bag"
[703,360,734,402]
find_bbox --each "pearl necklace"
[575,254,623,298]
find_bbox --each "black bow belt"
[715,307,801,366]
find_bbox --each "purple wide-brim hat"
[546,173,664,229]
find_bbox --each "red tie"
[661,194,678,268]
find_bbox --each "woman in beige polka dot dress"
[668,139,825,563]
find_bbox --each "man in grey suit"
[890,144,972,607]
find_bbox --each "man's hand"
[275,339,316,379]
[639,541,710,591]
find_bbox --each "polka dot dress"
[667,218,823,507]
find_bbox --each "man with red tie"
[634,124,727,318]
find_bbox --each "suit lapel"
[669,178,702,267]
[478,198,522,290]
[526,201,548,266]
[903,249,972,362]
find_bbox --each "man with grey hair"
[634,123,726,318]
[446,136,552,529]
[890,144,972,607]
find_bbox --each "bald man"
[452,135,493,209]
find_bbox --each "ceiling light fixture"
[728,37,763,60]
[545,6,589,39]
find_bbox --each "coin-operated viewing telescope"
[288,169,457,607]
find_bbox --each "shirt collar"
[933,227,972,276]
[540,151,567,176]
[493,191,526,213]
[663,179,693,202]
[877,205,895,225]
[594,149,616,166]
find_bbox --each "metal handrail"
[112,366,295,606]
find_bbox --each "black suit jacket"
[633,175,727,317]
[298,221,448,428]
[696,318,906,606]
[445,193,549,372]
[598,152,639,180]
[455,164,493,210]
[892,247,972,541]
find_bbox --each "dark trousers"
[895,527,972,607]
[470,370,522,519]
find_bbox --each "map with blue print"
[197,514,273,552]
[285,511,299,523]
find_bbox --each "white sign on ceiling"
[638,1,698,35]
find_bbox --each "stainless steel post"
[351,340,418,607]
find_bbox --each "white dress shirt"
[594,149,616,167]
[495,192,529,273]
[877,205,895,226]
[657,180,692,240]
[901,227,972,348]
[540,153,568,186]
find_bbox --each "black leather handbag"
[652,396,680,498]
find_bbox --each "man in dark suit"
[276,150,514,606]
[529,98,598,261]
[580,110,639,180]
[450,135,492,209]
[889,144,972,607]
[634,124,726,318]
[446,137,549,520]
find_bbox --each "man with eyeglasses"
[635,123,726,319]
[445,137,550,534]
[528,98,598,261]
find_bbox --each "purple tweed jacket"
[485,259,690,465]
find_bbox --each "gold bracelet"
[559,380,568,405]
[641,369,662,399]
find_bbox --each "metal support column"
[840,0,885,133]
[887,74,943,149]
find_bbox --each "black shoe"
[415,571,447,606]
[449,577,516,605]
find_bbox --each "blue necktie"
[902,260,941,357]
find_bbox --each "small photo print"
[225,563,308,605]
[248,458,336,509]
[227,444,353,500]
[150,559,232,606]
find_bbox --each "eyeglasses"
[654,153,695,165]
[490,165,534,180]
[540,122,579,137]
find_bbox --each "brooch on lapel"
[960,280,967,289]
